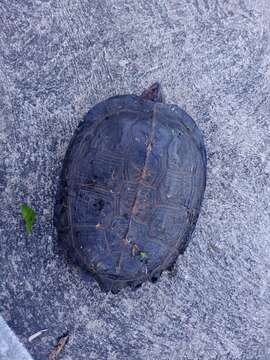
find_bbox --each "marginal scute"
[55,94,207,292]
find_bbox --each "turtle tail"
[140,82,164,103]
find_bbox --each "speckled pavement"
[0,1,270,359]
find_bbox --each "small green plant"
[20,203,36,234]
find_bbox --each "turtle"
[54,83,207,293]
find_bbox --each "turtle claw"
[150,271,161,283]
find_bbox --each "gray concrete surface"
[0,1,270,359]
[0,315,33,360]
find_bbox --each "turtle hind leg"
[140,82,164,103]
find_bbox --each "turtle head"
[140,82,164,103]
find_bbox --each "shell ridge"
[121,104,157,247]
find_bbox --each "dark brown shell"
[54,94,206,292]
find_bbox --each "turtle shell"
[54,94,207,292]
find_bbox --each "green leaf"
[20,203,36,234]
[140,251,147,259]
